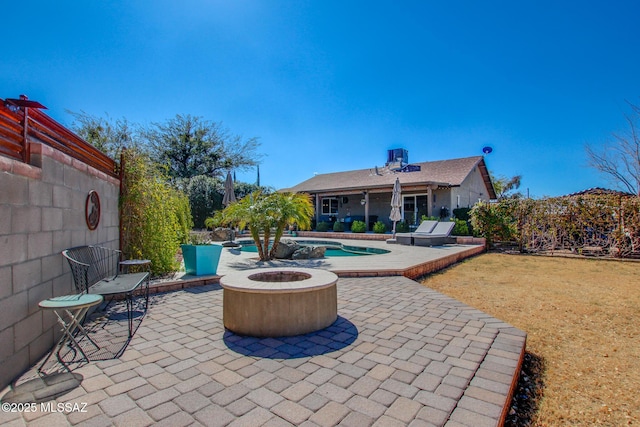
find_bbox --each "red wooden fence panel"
[0,103,25,162]
[0,98,117,178]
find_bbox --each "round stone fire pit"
[220,267,338,337]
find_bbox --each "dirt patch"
[421,253,639,426]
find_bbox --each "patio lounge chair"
[396,220,438,245]
[413,221,456,246]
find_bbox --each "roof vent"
[400,164,421,173]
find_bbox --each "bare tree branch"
[585,101,640,196]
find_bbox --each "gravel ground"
[505,352,546,427]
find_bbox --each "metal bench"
[62,245,150,337]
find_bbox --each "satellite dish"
[482,146,493,154]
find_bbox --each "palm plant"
[219,191,313,261]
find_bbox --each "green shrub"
[120,148,192,276]
[204,211,222,229]
[466,196,640,257]
[316,221,330,232]
[453,208,472,221]
[373,221,387,233]
[395,221,410,233]
[186,231,209,245]
[451,218,469,236]
[470,200,517,247]
[184,175,221,229]
[333,221,345,232]
[351,220,367,233]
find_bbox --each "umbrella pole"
[388,220,399,244]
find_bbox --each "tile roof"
[286,156,489,193]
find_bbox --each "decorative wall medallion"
[85,190,101,230]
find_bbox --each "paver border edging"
[499,333,527,426]
[445,327,527,426]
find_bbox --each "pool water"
[239,240,390,257]
[325,248,361,257]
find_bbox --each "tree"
[217,192,313,261]
[181,176,268,229]
[491,173,523,199]
[70,111,265,230]
[183,175,223,229]
[141,114,262,181]
[586,101,640,196]
[234,181,273,199]
[68,111,139,159]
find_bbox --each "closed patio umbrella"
[389,177,402,238]
[221,171,239,246]
[222,171,236,207]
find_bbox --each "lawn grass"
[420,253,639,426]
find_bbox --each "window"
[321,197,339,215]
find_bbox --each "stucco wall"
[452,166,492,209]
[0,143,119,389]
[432,188,451,217]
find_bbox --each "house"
[286,149,497,230]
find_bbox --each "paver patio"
[1,260,526,426]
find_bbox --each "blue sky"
[2,1,639,197]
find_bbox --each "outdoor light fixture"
[4,95,47,110]
[3,95,48,164]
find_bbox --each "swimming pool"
[238,240,390,257]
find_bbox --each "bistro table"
[119,259,151,274]
[38,294,103,374]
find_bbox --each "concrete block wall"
[0,143,119,389]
